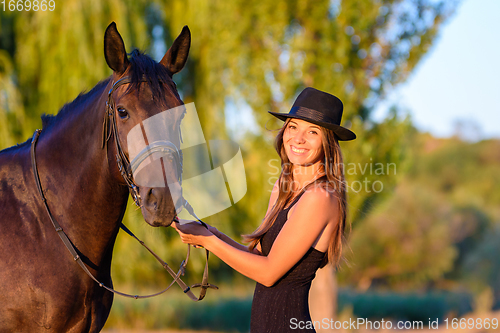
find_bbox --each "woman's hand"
[172,221,215,248]
[175,218,220,237]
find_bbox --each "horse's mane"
[41,49,174,131]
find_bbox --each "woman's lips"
[290,145,308,155]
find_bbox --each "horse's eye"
[117,107,129,119]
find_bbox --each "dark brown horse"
[0,22,190,332]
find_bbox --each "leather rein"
[30,76,217,301]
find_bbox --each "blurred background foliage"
[2,0,499,331]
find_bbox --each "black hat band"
[289,106,341,126]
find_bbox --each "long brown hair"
[243,119,348,268]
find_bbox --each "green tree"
[0,49,25,147]
[159,0,458,228]
[340,180,458,291]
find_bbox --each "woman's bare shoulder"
[303,181,340,203]
[287,184,339,222]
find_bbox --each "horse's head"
[103,22,190,227]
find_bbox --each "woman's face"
[283,119,324,167]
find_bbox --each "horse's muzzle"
[139,185,181,227]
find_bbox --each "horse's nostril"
[147,188,156,201]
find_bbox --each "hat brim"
[268,111,356,141]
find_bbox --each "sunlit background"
[1,0,499,332]
[374,0,500,140]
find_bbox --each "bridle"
[30,76,217,301]
[102,76,184,206]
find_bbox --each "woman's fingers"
[172,222,210,250]
[172,222,200,246]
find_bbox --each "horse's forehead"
[122,82,183,115]
[137,81,179,101]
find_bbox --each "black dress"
[250,190,326,333]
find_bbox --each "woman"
[173,87,356,332]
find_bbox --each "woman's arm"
[213,228,261,254]
[173,187,338,287]
[182,179,279,255]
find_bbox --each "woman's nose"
[293,131,306,144]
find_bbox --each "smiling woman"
[174,87,356,332]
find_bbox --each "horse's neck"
[36,80,129,266]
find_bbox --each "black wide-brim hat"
[269,87,356,141]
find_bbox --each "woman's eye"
[117,107,129,119]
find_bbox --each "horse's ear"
[160,26,191,75]
[104,22,129,75]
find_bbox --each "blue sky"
[373,0,500,140]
